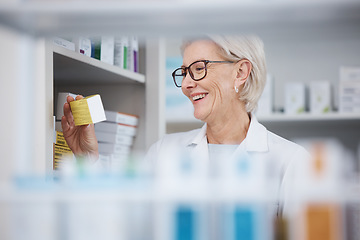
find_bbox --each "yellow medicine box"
[69,94,106,126]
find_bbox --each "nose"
[181,72,196,89]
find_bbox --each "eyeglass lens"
[173,61,206,87]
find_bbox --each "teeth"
[193,94,206,101]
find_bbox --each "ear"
[234,59,252,89]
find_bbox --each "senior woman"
[62,35,309,216]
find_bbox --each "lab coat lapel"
[184,115,269,165]
[186,123,210,174]
[244,114,269,153]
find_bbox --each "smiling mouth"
[192,93,207,101]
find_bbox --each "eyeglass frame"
[172,60,235,88]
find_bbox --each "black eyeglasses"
[172,60,234,88]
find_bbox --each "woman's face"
[181,40,239,123]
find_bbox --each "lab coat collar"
[188,122,208,146]
[245,114,268,152]
[187,113,268,152]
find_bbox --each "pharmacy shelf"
[257,112,360,139]
[257,112,360,122]
[0,1,359,38]
[167,112,360,124]
[53,44,145,85]
[166,112,360,134]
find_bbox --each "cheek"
[208,68,233,90]
[209,75,232,98]
[181,86,188,98]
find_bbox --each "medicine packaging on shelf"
[309,81,332,114]
[284,82,306,114]
[69,94,106,126]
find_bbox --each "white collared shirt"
[145,114,310,217]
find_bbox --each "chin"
[193,111,207,122]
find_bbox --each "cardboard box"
[128,36,139,72]
[339,66,360,113]
[309,81,332,114]
[105,110,138,126]
[96,131,133,146]
[100,36,115,65]
[53,37,75,51]
[98,142,131,155]
[114,37,126,68]
[53,144,74,170]
[74,37,92,57]
[95,121,137,136]
[69,94,106,126]
[285,82,306,114]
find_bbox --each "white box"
[256,74,273,116]
[284,82,306,114]
[309,81,332,114]
[74,37,92,57]
[114,37,127,69]
[98,142,131,155]
[96,131,133,146]
[53,37,75,51]
[100,36,115,65]
[128,36,139,72]
[56,92,78,120]
[339,66,360,113]
[95,121,137,136]
[105,110,138,126]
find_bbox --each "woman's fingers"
[63,95,83,125]
[63,101,74,125]
[61,115,70,132]
[66,95,75,103]
[75,95,84,101]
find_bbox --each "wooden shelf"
[53,45,145,85]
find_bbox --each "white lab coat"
[145,114,310,217]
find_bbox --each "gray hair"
[181,35,267,113]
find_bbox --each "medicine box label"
[56,131,69,147]
[70,94,106,126]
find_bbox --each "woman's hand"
[61,95,99,160]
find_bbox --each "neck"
[206,109,250,145]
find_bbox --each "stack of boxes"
[53,129,74,170]
[95,110,138,172]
